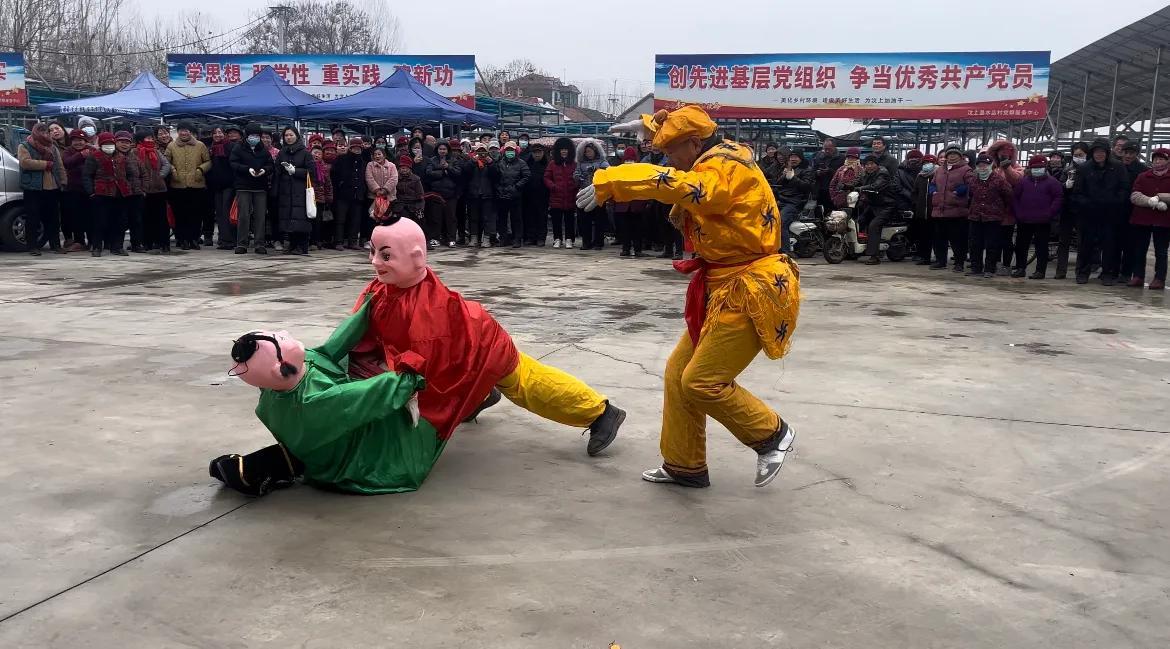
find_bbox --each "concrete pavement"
[0,245,1167,648]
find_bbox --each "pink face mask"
[370,220,428,288]
[229,330,306,391]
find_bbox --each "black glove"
[841,183,855,191]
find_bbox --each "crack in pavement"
[562,343,665,378]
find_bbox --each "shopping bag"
[305,175,317,219]
[229,197,239,225]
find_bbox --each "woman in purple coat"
[1012,155,1064,278]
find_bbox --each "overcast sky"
[148,0,1166,113]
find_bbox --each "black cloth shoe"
[1011,268,1025,278]
[462,388,502,423]
[1100,275,1116,287]
[864,256,881,265]
[234,246,247,254]
[1076,275,1089,284]
[1028,271,1045,279]
[929,262,946,269]
[915,259,932,265]
[112,248,129,256]
[586,402,625,456]
[619,249,631,257]
[91,249,102,257]
[209,445,304,497]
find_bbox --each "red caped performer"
[578,106,802,488]
[353,216,627,455]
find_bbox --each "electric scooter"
[789,198,824,259]
[822,191,911,264]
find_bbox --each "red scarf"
[27,127,54,158]
[136,140,160,172]
[93,150,131,197]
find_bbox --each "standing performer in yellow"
[577,106,800,488]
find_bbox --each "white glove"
[282,161,295,175]
[1157,202,1168,212]
[847,191,859,207]
[407,393,420,427]
[784,168,795,180]
[257,168,266,177]
[608,118,648,141]
[1149,196,1161,208]
[1064,178,1074,189]
[248,168,257,177]
[576,185,598,211]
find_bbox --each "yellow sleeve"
[593,162,732,216]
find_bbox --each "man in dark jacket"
[1073,138,1131,284]
[491,141,531,247]
[424,141,462,247]
[911,154,938,264]
[855,155,899,265]
[895,150,924,261]
[1119,143,1149,280]
[773,150,815,253]
[523,143,550,245]
[812,138,846,213]
[466,142,498,247]
[760,142,783,186]
[329,138,368,250]
[870,136,900,177]
[229,123,275,254]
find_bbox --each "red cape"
[354,269,519,440]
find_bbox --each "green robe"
[254,300,444,494]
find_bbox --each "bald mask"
[370,219,428,288]
[229,330,306,391]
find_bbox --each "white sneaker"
[755,423,796,487]
[553,239,562,249]
[565,239,574,249]
[447,241,456,248]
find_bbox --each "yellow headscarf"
[648,106,718,151]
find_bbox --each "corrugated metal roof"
[1048,6,1170,132]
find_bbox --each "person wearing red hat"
[1127,148,1170,289]
[113,130,145,254]
[911,154,939,264]
[134,129,172,254]
[1011,155,1064,278]
[829,147,863,209]
[392,154,424,223]
[83,132,134,256]
[966,153,1013,278]
[612,146,650,256]
[61,128,93,252]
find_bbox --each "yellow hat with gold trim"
[650,106,718,150]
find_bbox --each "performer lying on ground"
[210,216,625,496]
[579,105,801,488]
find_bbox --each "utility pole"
[272,4,294,54]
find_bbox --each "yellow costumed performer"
[577,106,800,488]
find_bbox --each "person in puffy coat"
[523,143,550,246]
[330,138,368,250]
[392,155,425,223]
[544,137,578,248]
[465,141,498,247]
[573,138,609,250]
[987,139,1023,273]
[1011,155,1064,279]
[612,146,651,257]
[491,141,531,247]
[966,154,1014,277]
[1054,142,1090,279]
[231,123,276,254]
[17,123,66,254]
[829,148,863,208]
[930,145,974,271]
[83,132,134,256]
[854,155,900,265]
[772,150,815,253]
[911,154,938,264]
[61,129,92,251]
[1071,138,1131,284]
[134,129,173,254]
[273,127,313,256]
[1127,147,1170,289]
[424,141,462,247]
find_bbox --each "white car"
[0,125,33,251]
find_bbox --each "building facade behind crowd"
[14,120,1169,290]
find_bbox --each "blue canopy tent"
[159,67,320,119]
[36,71,185,120]
[298,68,496,127]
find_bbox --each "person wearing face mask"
[491,141,531,248]
[1070,139,1130,285]
[573,138,609,250]
[164,121,211,250]
[1053,142,1090,279]
[274,126,313,256]
[77,115,99,146]
[83,133,134,256]
[912,154,938,264]
[517,133,531,160]
[987,140,1024,275]
[424,141,462,248]
[230,123,276,254]
[17,123,67,254]
[1127,148,1170,290]
[965,154,1012,278]
[61,129,92,252]
[1011,155,1064,278]
[930,144,974,272]
[829,147,863,208]
[522,142,550,246]
[895,150,925,261]
[134,129,172,254]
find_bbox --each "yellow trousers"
[661,309,785,486]
[496,352,607,427]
